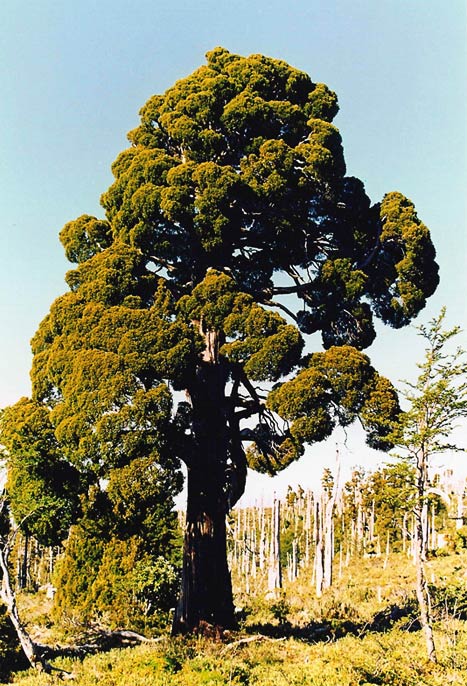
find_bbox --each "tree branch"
[263,299,299,322]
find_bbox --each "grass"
[3,551,467,685]
[5,628,467,686]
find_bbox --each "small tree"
[392,309,467,662]
[365,461,417,549]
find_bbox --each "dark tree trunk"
[19,532,29,590]
[173,337,241,634]
[172,463,235,634]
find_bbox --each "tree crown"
[3,49,440,508]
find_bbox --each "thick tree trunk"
[172,464,235,633]
[173,336,244,634]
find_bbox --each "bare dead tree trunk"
[268,497,282,591]
[383,530,390,569]
[322,451,340,591]
[369,500,375,542]
[314,498,324,597]
[259,504,266,570]
[19,532,29,590]
[0,547,46,672]
[322,493,334,590]
[304,491,312,567]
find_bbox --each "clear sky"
[1,0,466,501]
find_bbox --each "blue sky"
[1,0,466,499]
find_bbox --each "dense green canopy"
[61,47,438,338]
[28,48,438,480]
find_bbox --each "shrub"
[455,526,467,550]
[52,527,179,633]
[430,581,467,621]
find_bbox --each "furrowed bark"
[173,330,242,634]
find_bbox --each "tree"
[0,400,82,547]
[391,309,467,662]
[358,462,417,550]
[52,457,181,632]
[3,48,438,634]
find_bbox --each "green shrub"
[269,592,290,626]
[52,527,179,633]
[430,581,467,620]
[455,526,467,550]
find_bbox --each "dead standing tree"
[314,453,340,596]
[267,497,282,592]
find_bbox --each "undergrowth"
[2,551,467,685]
[5,628,467,686]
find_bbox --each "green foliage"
[60,214,112,264]
[455,526,467,549]
[1,48,440,634]
[391,308,467,459]
[430,581,467,621]
[269,591,290,626]
[179,270,304,383]
[267,345,400,452]
[1,399,82,545]
[52,455,181,632]
[52,524,106,622]
[13,46,437,491]
[345,461,418,547]
[98,46,438,339]
[6,552,467,685]
[53,527,180,633]
[8,623,467,686]
[367,193,439,327]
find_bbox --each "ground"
[3,550,467,685]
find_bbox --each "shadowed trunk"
[173,461,235,634]
[173,330,240,634]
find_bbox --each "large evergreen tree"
[3,48,438,633]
